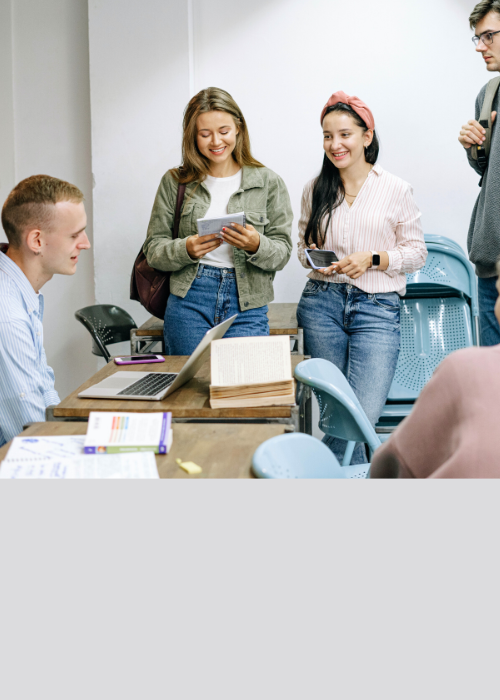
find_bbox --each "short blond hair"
[1,175,84,248]
[172,87,263,185]
[469,0,500,28]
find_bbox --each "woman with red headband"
[297,91,427,465]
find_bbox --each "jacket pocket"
[179,202,196,238]
[245,211,269,234]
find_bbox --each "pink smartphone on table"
[114,354,165,366]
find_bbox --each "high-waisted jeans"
[164,263,269,355]
[477,276,500,346]
[297,280,401,465]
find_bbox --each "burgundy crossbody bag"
[130,183,186,318]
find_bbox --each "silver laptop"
[78,315,237,401]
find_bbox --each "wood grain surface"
[0,422,287,478]
[53,355,305,419]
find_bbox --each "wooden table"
[0,423,287,478]
[130,302,303,354]
[47,355,312,433]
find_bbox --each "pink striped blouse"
[297,163,427,295]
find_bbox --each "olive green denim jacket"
[143,166,293,311]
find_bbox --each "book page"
[211,336,292,386]
[0,452,159,479]
[5,435,85,461]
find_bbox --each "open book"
[209,335,295,409]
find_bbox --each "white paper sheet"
[4,435,86,461]
[197,211,245,237]
[0,451,159,479]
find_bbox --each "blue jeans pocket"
[302,280,322,296]
[370,293,400,311]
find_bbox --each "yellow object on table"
[175,458,202,475]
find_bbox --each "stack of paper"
[209,336,295,409]
[0,432,160,479]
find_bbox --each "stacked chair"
[376,234,479,435]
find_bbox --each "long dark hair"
[305,103,379,247]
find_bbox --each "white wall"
[88,0,191,328]
[0,1,15,211]
[88,0,489,314]
[6,0,97,399]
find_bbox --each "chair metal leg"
[342,440,356,466]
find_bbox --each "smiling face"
[196,111,239,170]
[38,200,90,277]
[475,10,500,72]
[322,111,373,171]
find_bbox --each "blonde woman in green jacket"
[143,87,293,354]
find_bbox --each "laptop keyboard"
[117,373,178,397]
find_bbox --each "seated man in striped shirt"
[0,175,90,446]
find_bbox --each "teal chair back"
[294,358,381,465]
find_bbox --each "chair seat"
[252,433,371,479]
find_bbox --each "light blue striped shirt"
[0,252,60,446]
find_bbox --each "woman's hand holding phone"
[221,222,260,253]
[310,243,373,279]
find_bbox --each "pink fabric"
[320,91,375,129]
[297,164,426,296]
[371,345,500,478]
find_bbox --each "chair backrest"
[75,305,137,362]
[406,243,478,318]
[294,358,381,455]
[423,234,465,255]
[388,296,473,401]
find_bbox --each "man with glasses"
[459,1,500,346]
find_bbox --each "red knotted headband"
[320,91,375,130]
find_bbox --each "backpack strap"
[471,75,500,167]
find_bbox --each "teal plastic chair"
[378,239,479,429]
[252,433,369,479]
[294,358,381,468]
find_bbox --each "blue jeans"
[164,263,269,355]
[478,276,500,346]
[297,280,401,465]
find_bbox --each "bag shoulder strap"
[173,183,187,240]
[471,76,500,164]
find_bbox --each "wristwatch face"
[373,254,381,266]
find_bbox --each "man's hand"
[459,112,497,149]
[221,222,260,253]
[319,251,372,279]
[186,234,221,259]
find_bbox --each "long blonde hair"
[171,87,263,184]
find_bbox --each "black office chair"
[75,304,137,363]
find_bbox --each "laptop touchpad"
[98,376,137,390]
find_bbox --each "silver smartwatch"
[371,251,381,269]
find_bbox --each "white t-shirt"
[202,170,242,269]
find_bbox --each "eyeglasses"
[472,29,500,46]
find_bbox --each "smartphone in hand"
[305,248,339,269]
